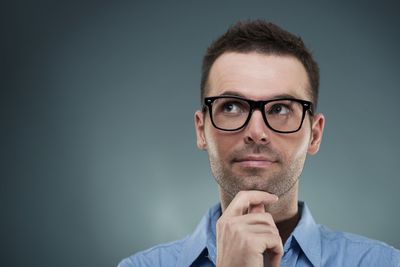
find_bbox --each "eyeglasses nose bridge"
[248,100,268,120]
[246,100,269,129]
[250,100,265,112]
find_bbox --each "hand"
[216,191,283,267]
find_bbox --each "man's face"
[195,52,324,198]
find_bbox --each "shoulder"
[318,225,400,266]
[117,203,219,267]
[117,236,189,267]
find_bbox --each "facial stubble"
[208,144,306,199]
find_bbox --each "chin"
[238,181,272,192]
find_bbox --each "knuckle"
[263,212,273,222]
[217,217,235,230]
[224,218,236,230]
[216,217,226,229]
[270,226,280,236]
[256,212,272,224]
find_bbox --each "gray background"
[3,1,400,266]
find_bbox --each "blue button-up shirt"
[119,202,400,266]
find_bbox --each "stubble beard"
[208,144,305,199]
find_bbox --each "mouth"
[232,155,277,168]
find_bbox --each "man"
[119,20,400,266]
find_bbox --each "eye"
[268,103,291,115]
[219,100,246,114]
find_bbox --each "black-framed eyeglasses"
[203,96,313,133]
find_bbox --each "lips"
[232,155,276,168]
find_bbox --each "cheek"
[205,128,239,158]
[274,131,311,160]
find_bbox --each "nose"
[244,110,270,145]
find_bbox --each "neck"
[219,181,300,244]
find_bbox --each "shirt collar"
[289,201,322,267]
[176,203,220,267]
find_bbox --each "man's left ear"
[308,113,325,155]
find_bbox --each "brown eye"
[218,100,246,114]
[268,103,290,115]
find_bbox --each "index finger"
[223,190,278,217]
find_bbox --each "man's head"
[195,20,324,203]
[200,20,320,110]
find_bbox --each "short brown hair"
[201,20,320,109]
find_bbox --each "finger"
[242,223,280,236]
[223,190,278,217]
[249,203,265,214]
[261,233,284,257]
[248,232,283,256]
[240,213,279,234]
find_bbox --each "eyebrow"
[219,90,302,100]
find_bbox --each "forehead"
[207,52,310,100]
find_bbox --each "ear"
[307,113,325,155]
[194,110,207,150]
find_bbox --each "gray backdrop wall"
[4,1,400,266]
